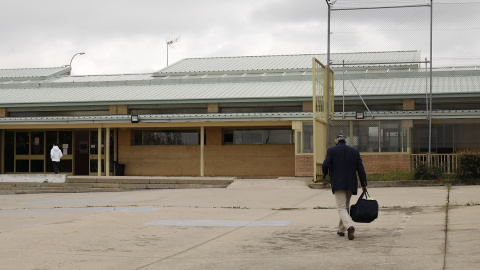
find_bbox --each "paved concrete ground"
[0,179,479,270]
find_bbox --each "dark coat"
[322,142,367,195]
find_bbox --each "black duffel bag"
[350,190,378,223]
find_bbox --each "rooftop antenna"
[166,36,181,67]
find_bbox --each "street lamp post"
[69,52,85,73]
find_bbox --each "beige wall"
[361,153,410,173]
[117,127,295,177]
[118,129,200,176]
[204,144,295,177]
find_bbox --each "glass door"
[89,130,105,175]
[3,130,73,174]
[88,129,115,176]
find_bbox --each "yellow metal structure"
[312,58,334,180]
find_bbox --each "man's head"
[335,133,347,145]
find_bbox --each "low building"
[1,50,479,177]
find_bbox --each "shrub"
[456,152,480,184]
[322,175,331,188]
[414,163,442,180]
[367,170,414,181]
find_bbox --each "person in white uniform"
[50,143,63,174]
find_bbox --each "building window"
[16,132,29,155]
[352,121,379,152]
[133,130,199,145]
[223,128,293,145]
[294,121,314,154]
[31,132,44,155]
[349,120,405,153]
[302,122,313,153]
[381,122,402,152]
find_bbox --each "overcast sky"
[1,0,479,75]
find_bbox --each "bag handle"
[358,190,370,200]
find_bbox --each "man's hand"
[362,186,368,192]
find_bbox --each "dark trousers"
[52,161,60,174]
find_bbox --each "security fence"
[324,1,480,175]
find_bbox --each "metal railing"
[410,154,458,174]
[315,163,323,182]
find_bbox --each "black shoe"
[337,231,345,237]
[347,226,355,240]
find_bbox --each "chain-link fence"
[325,0,480,175]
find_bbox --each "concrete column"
[200,127,204,176]
[97,127,102,176]
[403,120,414,154]
[105,127,110,176]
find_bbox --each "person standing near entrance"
[322,133,367,240]
[50,143,63,174]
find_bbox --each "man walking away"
[50,143,63,174]
[322,133,367,240]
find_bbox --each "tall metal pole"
[342,60,345,119]
[326,0,332,147]
[428,0,433,164]
[425,58,429,117]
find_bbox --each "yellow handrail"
[410,154,458,174]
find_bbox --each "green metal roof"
[0,73,478,108]
[0,51,478,108]
[0,67,71,81]
[0,80,310,107]
[154,50,421,76]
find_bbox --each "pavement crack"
[133,211,281,270]
[443,184,451,270]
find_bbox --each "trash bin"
[115,163,125,176]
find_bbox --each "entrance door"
[74,131,90,175]
[3,130,73,174]
[88,129,115,176]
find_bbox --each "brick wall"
[204,145,295,177]
[117,129,200,176]
[361,154,410,173]
[109,105,128,115]
[117,127,295,177]
[295,155,314,177]
[117,128,413,176]
[303,101,313,112]
[207,103,219,113]
[403,99,415,111]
